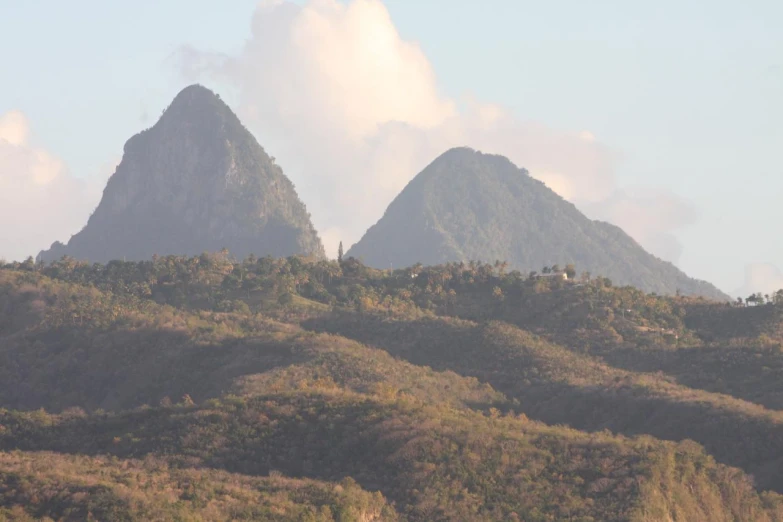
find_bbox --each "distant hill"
[347,147,728,300]
[39,84,324,263]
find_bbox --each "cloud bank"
[0,111,105,262]
[174,0,697,262]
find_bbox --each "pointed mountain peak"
[39,86,324,263]
[152,84,240,133]
[166,84,225,112]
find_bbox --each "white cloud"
[0,111,29,146]
[175,0,698,261]
[0,111,107,262]
[734,264,783,298]
[581,188,699,263]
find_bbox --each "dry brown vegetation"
[1,255,782,520]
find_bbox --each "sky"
[1,0,781,296]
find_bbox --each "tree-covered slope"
[39,84,324,263]
[2,257,783,520]
[0,270,503,413]
[0,452,397,522]
[347,147,727,300]
[3,393,782,522]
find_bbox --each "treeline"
[4,253,660,317]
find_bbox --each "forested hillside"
[347,147,728,300]
[1,253,782,521]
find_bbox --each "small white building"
[537,271,568,281]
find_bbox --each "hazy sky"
[1,0,781,296]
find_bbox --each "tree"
[565,264,577,279]
[278,292,294,306]
[20,256,35,271]
[338,242,344,264]
[746,294,762,306]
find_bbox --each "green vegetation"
[0,452,396,521]
[0,269,503,412]
[310,315,783,491]
[347,147,727,300]
[2,393,781,522]
[1,253,783,520]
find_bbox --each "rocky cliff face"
[40,85,324,263]
[347,147,728,300]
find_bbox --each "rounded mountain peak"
[429,147,524,172]
[412,147,528,190]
